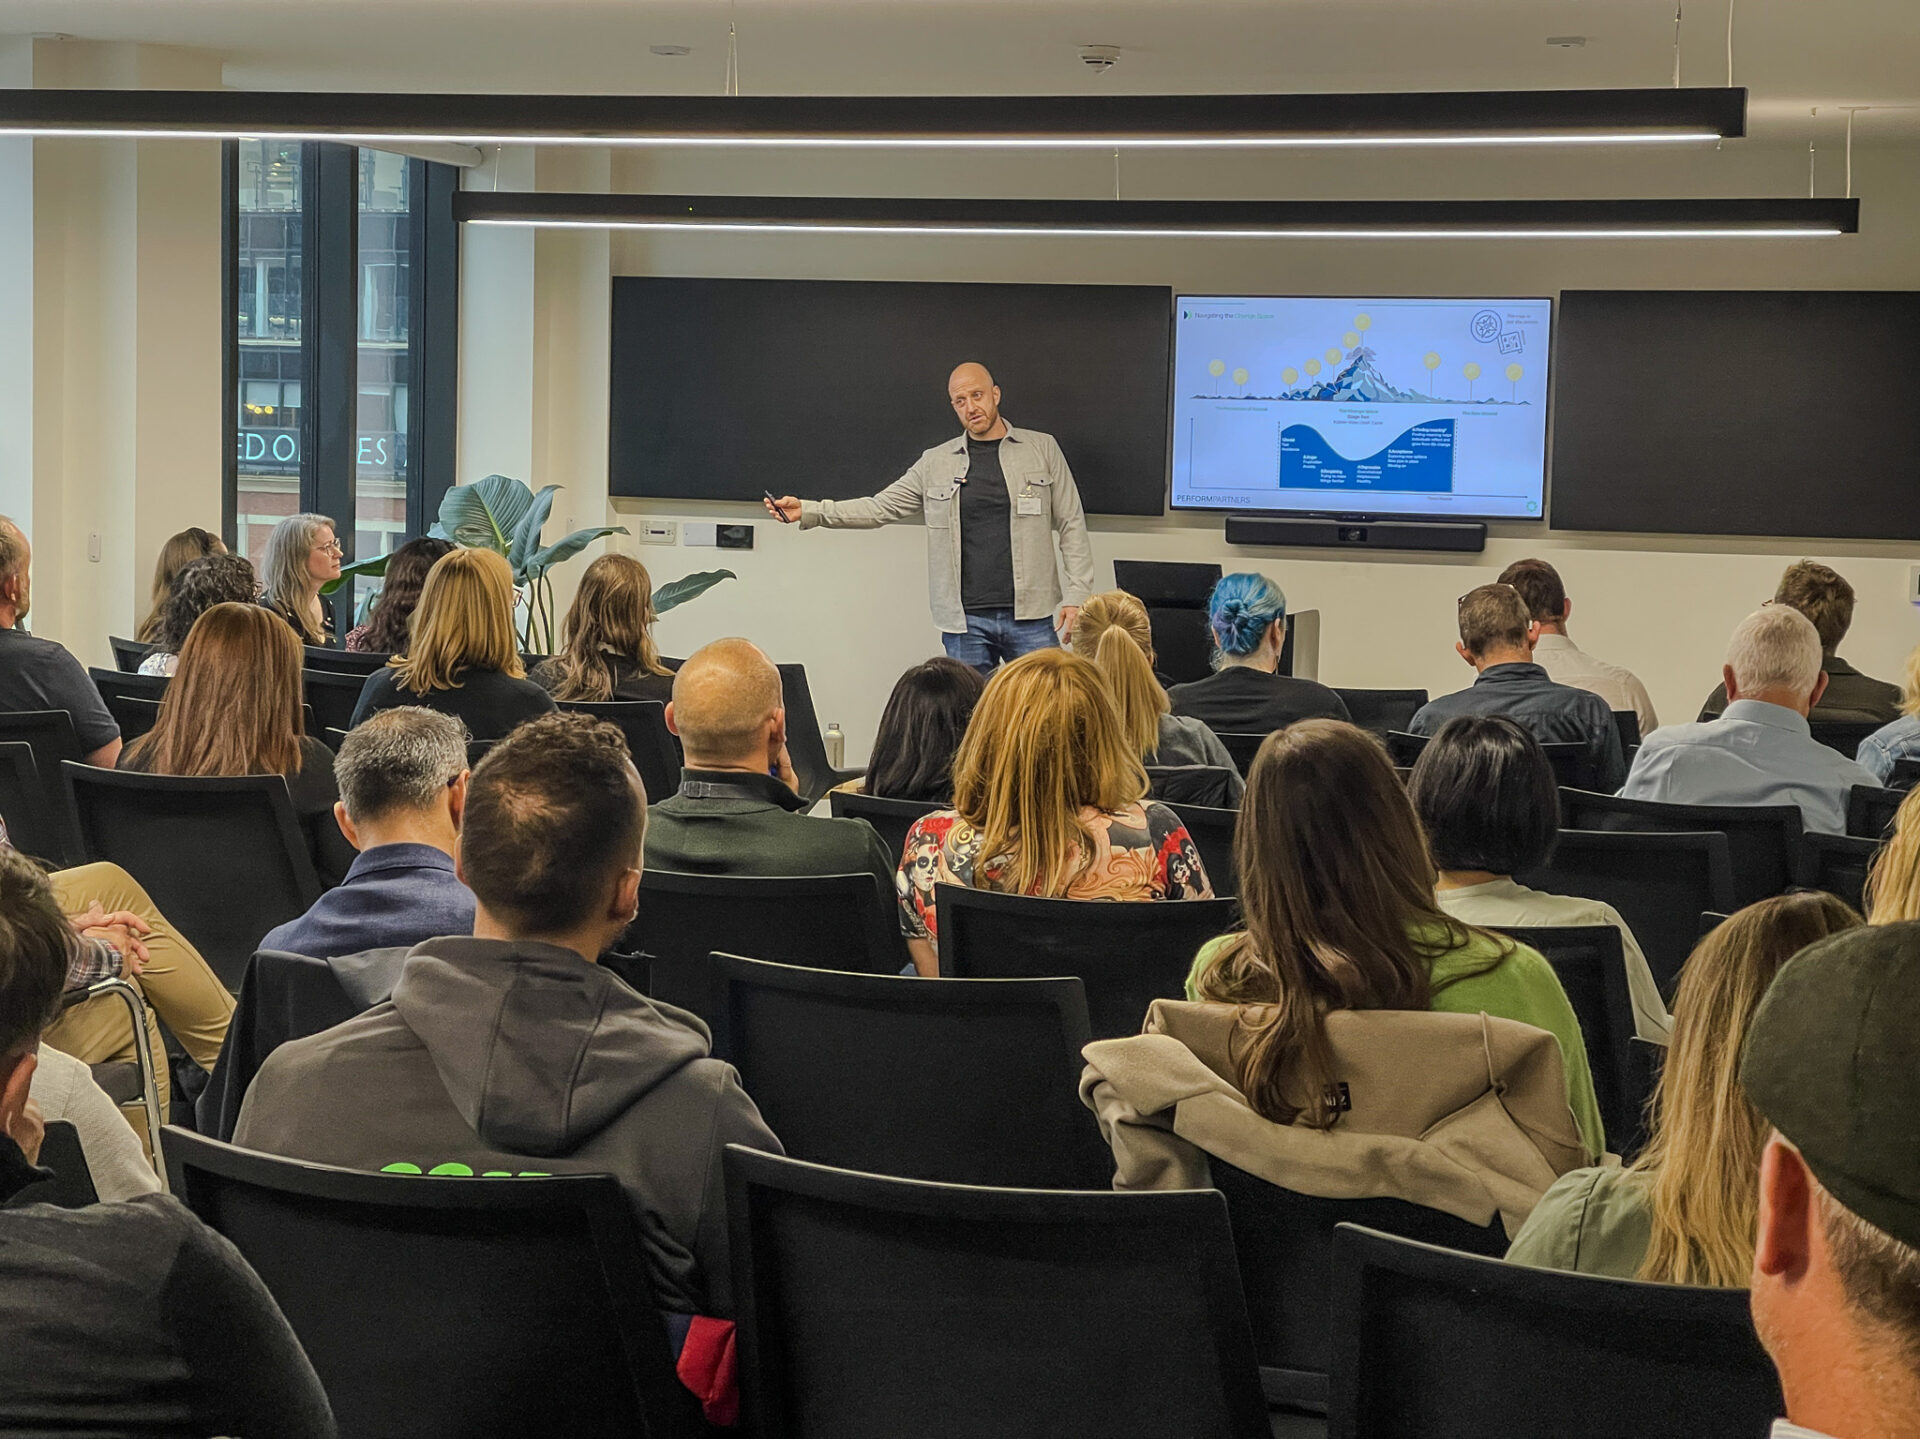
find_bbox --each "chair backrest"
[3,1121,98,1209]
[108,635,152,672]
[89,665,168,702]
[554,699,682,805]
[0,706,86,769]
[301,644,392,675]
[633,870,904,1019]
[1891,756,1920,791]
[707,954,1110,1188]
[104,695,163,743]
[0,712,86,862]
[1384,730,1428,767]
[935,887,1239,1039]
[1539,742,1601,792]
[1847,783,1905,841]
[1486,925,1652,1158]
[301,668,369,740]
[1210,1160,1507,1413]
[1331,688,1430,738]
[724,1147,1269,1439]
[1163,801,1239,898]
[1809,717,1884,760]
[164,1128,702,1439]
[1557,786,1801,909]
[1212,731,1268,774]
[1799,832,1882,914]
[1145,763,1241,809]
[776,662,849,804]
[0,739,74,866]
[1326,1225,1782,1438]
[1112,558,1223,687]
[1611,709,1642,754]
[825,790,941,868]
[1518,828,1735,999]
[63,764,323,991]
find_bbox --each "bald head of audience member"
[949,362,1005,440]
[666,638,788,774]
[1725,605,1830,717]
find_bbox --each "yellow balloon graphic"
[1304,358,1322,378]
[1354,314,1372,331]
[1343,332,1360,349]
[1505,363,1524,382]
[1232,367,1249,387]
[1208,359,1226,377]
[1325,348,1343,366]
[1282,367,1299,386]
[1463,362,1482,380]
[1423,352,1442,371]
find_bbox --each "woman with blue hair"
[1167,572,1351,738]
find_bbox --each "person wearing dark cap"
[1743,922,1920,1439]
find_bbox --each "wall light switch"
[683,523,720,547]
[638,520,677,546]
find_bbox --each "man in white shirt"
[1498,558,1657,736]
[1621,606,1876,837]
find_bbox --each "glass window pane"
[234,139,303,569]
[352,148,414,618]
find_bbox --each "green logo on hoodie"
[380,1162,553,1178]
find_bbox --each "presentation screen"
[1169,295,1552,520]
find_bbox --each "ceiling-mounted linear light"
[0,87,1746,149]
[451,193,1857,239]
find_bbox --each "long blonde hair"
[545,554,671,702]
[136,527,224,643]
[390,548,524,694]
[125,602,306,778]
[1865,785,1920,921]
[1075,590,1167,760]
[1633,891,1861,1286]
[948,648,1147,896]
[261,513,335,645]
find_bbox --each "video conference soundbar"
[1224,514,1487,553]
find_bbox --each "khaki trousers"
[40,862,236,1111]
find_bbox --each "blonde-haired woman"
[532,553,676,704]
[895,648,1213,977]
[1858,641,1920,784]
[261,512,341,647]
[349,547,554,738]
[1507,890,1861,1283]
[135,526,226,643]
[1074,590,1242,800]
[1864,786,1920,922]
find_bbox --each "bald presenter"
[764,363,1095,671]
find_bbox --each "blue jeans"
[942,609,1059,673]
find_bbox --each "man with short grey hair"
[1620,606,1876,834]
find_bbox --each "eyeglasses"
[1457,582,1519,606]
[313,539,344,555]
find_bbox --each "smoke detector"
[649,43,693,56]
[1545,35,1588,48]
[1079,44,1121,73]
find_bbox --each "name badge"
[1017,493,1043,516]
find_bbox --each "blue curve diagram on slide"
[1279,418,1456,493]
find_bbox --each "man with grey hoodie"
[234,711,780,1319]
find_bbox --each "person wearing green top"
[1181,717,1604,1159]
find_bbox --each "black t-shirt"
[958,438,1016,612]
[0,628,120,753]
[1165,665,1353,736]
[351,665,557,740]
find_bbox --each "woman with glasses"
[261,513,342,648]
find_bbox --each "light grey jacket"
[797,424,1096,633]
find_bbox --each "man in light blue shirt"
[1621,606,1876,836]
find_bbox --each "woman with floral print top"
[897,649,1212,975]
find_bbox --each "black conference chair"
[303,669,368,743]
[1325,1225,1782,1439]
[631,871,906,1020]
[1331,688,1428,738]
[826,790,941,867]
[723,1147,1269,1439]
[1213,731,1269,775]
[1488,924,1653,1159]
[164,1130,703,1439]
[1799,832,1882,914]
[1112,558,1222,687]
[935,888,1238,1039]
[1519,829,1735,999]
[1847,783,1906,841]
[1145,764,1241,809]
[555,700,682,805]
[1890,757,1920,791]
[1210,1161,1507,1416]
[1809,718,1885,761]
[0,711,86,862]
[0,739,74,866]
[108,635,152,672]
[1539,742,1604,792]
[777,662,863,803]
[1611,709,1642,755]
[705,954,1110,1188]
[1558,787,1802,909]
[1384,730,1427,767]
[63,765,323,991]
[89,665,167,707]
[1163,801,1239,898]
[2,1121,98,1210]
[103,695,162,743]
[301,643,391,676]
[466,738,495,767]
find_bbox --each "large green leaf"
[521,525,631,581]
[319,551,392,596]
[436,474,535,553]
[654,569,736,615]
[506,484,563,576]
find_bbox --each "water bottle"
[824,722,845,769]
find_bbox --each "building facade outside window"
[234,139,302,568]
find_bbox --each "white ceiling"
[1,0,1916,140]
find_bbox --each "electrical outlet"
[638,520,677,546]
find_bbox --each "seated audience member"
[260,707,475,958]
[235,712,780,1321]
[1866,788,1920,923]
[1498,557,1657,735]
[31,1042,160,1202]
[0,848,334,1437]
[1411,583,1626,791]
[1858,641,1920,786]
[1622,605,1877,836]
[1188,719,1603,1158]
[1409,715,1669,1043]
[137,552,257,676]
[1699,560,1901,724]
[342,535,452,653]
[649,638,895,895]
[262,511,342,648]
[135,525,226,644]
[1074,590,1243,799]
[898,648,1214,978]
[1742,922,1920,1438]
[0,516,120,767]
[842,656,985,804]
[122,601,356,885]
[1165,572,1350,736]
[532,553,677,703]
[351,547,555,737]
[1507,892,1859,1282]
